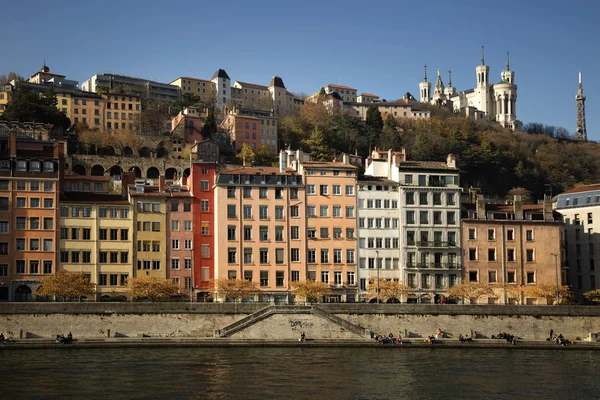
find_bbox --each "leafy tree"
[523,284,573,305]
[237,143,255,166]
[126,277,180,301]
[0,72,24,84]
[367,278,412,303]
[365,103,383,145]
[379,114,401,151]
[584,289,600,304]
[306,126,331,161]
[254,144,277,166]
[2,86,71,129]
[208,278,261,302]
[37,271,96,300]
[201,107,218,139]
[291,280,332,303]
[174,93,203,114]
[447,283,494,304]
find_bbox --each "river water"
[1,347,598,399]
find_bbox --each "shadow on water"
[1,347,599,400]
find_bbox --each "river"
[1,347,598,399]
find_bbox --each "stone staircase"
[214,305,369,338]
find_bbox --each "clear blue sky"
[1,0,598,139]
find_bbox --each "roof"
[561,184,600,195]
[211,69,230,80]
[171,77,213,84]
[462,202,545,212]
[327,84,357,90]
[61,192,129,204]
[398,161,457,171]
[359,93,379,98]
[219,166,297,175]
[302,161,359,170]
[235,81,269,91]
[359,175,398,185]
[270,76,286,89]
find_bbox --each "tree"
[523,284,573,305]
[174,93,203,114]
[237,143,255,166]
[365,104,384,146]
[140,99,171,135]
[2,86,71,129]
[0,72,24,85]
[126,276,180,301]
[447,283,494,304]
[208,278,261,302]
[584,289,600,304]
[37,270,96,300]
[379,114,401,151]
[506,187,533,204]
[291,280,332,303]
[254,144,277,166]
[367,278,412,303]
[306,126,331,161]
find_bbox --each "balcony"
[407,263,461,270]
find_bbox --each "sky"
[1,0,598,139]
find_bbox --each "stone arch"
[129,166,142,178]
[165,167,178,180]
[72,164,86,175]
[139,147,151,157]
[91,165,105,176]
[146,167,160,179]
[122,146,134,156]
[99,146,115,156]
[386,297,400,304]
[15,285,32,302]
[88,144,97,155]
[109,165,123,179]
[368,298,378,304]
[183,168,190,178]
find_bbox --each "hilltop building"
[575,73,587,141]
[82,73,180,103]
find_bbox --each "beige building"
[102,93,141,132]
[284,150,359,302]
[129,181,168,279]
[60,178,133,300]
[170,77,216,105]
[214,166,306,303]
[462,195,563,304]
[55,90,104,129]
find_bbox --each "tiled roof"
[561,184,600,195]
[302,161,358,170]
[270,76,285,89]
[328,84,356,90]
[212,69,230,80]
[359,175,398,185]
[235,81,269,90]
[359,93,379,97]
[398,161,456,170]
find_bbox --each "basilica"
[419,48,518,130]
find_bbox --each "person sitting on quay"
[425,335,436,345]
[0,332,5,344]
[397,334,403,344]
[435,328,444,339]
[300,332,306,342]
[56,334,65,344]
[459,334,472,343]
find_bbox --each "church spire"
[576,72,587,141]
[481,46,485,65]
[448,70,452,87]
[506,52,510,71]
[423,65,428,82]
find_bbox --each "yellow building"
[60,177,133,300]
[55,91,105,129]
[170,77,216,105]
[130,182,168,279]
[0,83,13,114]
[102,93,141,132]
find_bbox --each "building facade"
[170,77,216,105]
[220,108,278,152]
[165,188,194,295]
[462,195,563,304]
[0,127,63,301]
[556,185,600,302]
[102,93,141,132]
[214,166,306,303]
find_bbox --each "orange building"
[288,150,359,302]
[102,93,141,132]
[214,165,306,303]
[220,108,278,153]
[461,194,563,304]
[0,126,63,301]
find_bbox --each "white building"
[365,150,462,303]
[211,69,231,110]
[357,177,400,301]
[420,49,518,129]
[556,184,600,302]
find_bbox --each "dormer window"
[44,161,54,172]
[16,160,27,171]
[0,160,9,170]
[31,161,41,172]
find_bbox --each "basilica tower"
[475,46,490,115]
[419,65,431,103]
[575,72,587,141]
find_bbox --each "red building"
[189,160,217,301]
[165,185,194,295]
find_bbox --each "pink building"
[165,186,195,294]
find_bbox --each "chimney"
[476,195,486,220]
[279,150,287,173]
[447,153,456,168]
[121,171,135,199]
[342,153,349,165]
[468,187,481,203]
[543,195,554,221]
[9,129,17,158]
[513,195,524,220]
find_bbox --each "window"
[171,258,180,270]
[110,229,118,240]
[507,271,516,284]
[526,271,535,284]
[332,185,341,195]
[43,218,53,230]
[321,270,329,284]
[419,192,428,205]
[419,211,428,224]
[307,185,315,195]
[275,206,284,220]
[29,198,40,208]
[29,261,39,274]
[488,248,496,261]
[151,222,160,232]
[320,205,328,217]
[526,229,534,241]
[506,229,514,241]
[171,220,180,232]
[345,185,354,196]
[469,248,477,261]
[170,201,179,212]
[333,249,342,264]
[507,248,515,262]
[43,238,53,251]
[151,203,160,212]
[468,270,478,282]
[30,217,39,230]
[345,206,355,218]
[321,249,329,263]
[447,211,456,225]
[276,249,284,265]
[16,260,25,274]
[201,200,209,212]
[259,205,268,220]
[487,229,495,240]
[291,248,300,262]
[201,181,209,191]
[319,185,328,196]
[260,271,269,287]
[307,249,316,264]
[526,249,535,262]
[172,239,180,250]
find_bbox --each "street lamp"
[551,253,559,305]
[376,250,380,304]
[189,246,194,304]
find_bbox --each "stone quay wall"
[1,303,600,341]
